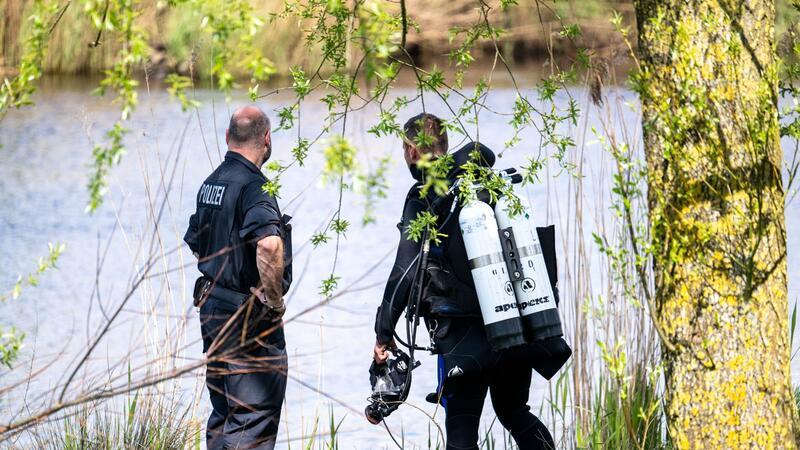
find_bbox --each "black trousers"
[439,354,554,450]
[199,296,288,450]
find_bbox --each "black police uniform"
[374,142,568,450]
[185,151,291,450]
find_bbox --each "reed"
[31,391,201,450]
[4,0,798,78]
[1,0,318,77]
[0,0,644,78]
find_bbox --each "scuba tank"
[458,199,526,350]
[495,195,563,341]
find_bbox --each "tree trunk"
[634,0,795,447]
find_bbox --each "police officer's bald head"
[226,106,272,164]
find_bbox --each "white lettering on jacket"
[198,182,227,207]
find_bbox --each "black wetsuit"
[374,142,555,450]
[185,151,291,450]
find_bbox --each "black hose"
[401,228,429,401]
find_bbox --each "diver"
[372,113,570,450]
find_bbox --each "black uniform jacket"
[184,151,285,294]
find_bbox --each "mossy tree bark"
[634,0,795,447]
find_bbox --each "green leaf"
[560,24,581,39]
[319,274,340,297]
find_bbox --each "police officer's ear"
[225,128,230,147]
[264,128,272,162]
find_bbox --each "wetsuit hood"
[409,141,496,182]
[447,141,496,180]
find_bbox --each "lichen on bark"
[634,0,795,447]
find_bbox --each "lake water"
[0,76,797,449]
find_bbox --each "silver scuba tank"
[458,198,526,350]
[494,195,563,341]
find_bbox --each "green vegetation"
[0,242,64,368]
[579,370,668,449]
[32,391,200,450]
[3,0,799,80]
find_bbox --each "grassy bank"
[3,1,799,79]
[5,0,800,79]
[0,1,639,79]
[0,0,317,77]
[30,392,200,450]
[4,0,798,80]
[21,375,665,450]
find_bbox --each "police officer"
[185,106,291,450]
[373,113,562,450]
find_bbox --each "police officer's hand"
[250,287,285,318]
[373,339,396,364]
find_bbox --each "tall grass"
[0,0,638,78]
[1,0,320,77]
[29,402,545,450]
[578,369,668,449]
[3,0,799,79]
[31,391,200,450]
[530,56,672,448]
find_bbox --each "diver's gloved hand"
[373,338,397,364]
[250,287,286,319]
